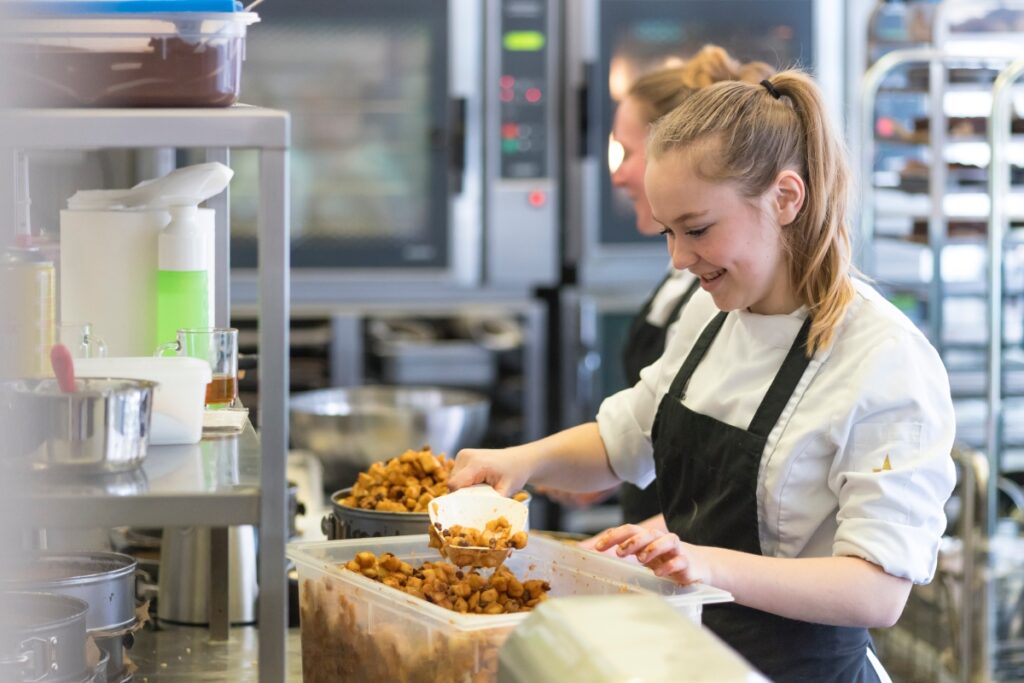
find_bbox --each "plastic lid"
[75,356,212,385]
[499,595,767,683]
[13,0,245,14]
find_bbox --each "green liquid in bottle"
[156,270,209,347]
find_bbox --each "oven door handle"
[448,96,467,195]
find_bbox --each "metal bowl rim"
[290,385,489,416]
[0,551,138,587]
[7,377,159,398]
[1,591,91,627]
[330,487,430,519]
[330,487,531,518]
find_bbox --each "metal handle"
[0,637,59,683]
[576,61,594,158]
[997,476,1024,518]
[320,513,336,540]
[447,96,467,195]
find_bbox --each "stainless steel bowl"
[0,552,138,633]
[322,487,531,540]
[1,378,155,473]
[322,487,433,540]
[290,386,490,491]
[0,592,91,683]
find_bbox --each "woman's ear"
[773,169,805,227]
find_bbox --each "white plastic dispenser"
[156,203,209,349]
[60,163,233,356]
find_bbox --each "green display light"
[503,31,545,52]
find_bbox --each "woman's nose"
[611,165,627,188]
[670,239,698,271]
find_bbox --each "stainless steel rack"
[858,3,1024,678]
[0,105,291,681]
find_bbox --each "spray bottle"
[156,201,209,347]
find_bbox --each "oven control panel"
[486,0,558,287]
[498,0,549,179]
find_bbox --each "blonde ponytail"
[647,70,855,355]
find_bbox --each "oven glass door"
[231,0,452,270]
[594,0,815,246]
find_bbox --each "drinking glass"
[156,328,238,408]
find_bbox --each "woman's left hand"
[592,524,710,586]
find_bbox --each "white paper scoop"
[428,485,529,567]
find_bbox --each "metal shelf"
[0,104,291,681]
[0,105,288,149]
[874,188,1024,220]
[878,280,1024,298]
[20,423,262,529]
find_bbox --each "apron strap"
[639,273,674,317]
[665,277,701,327]
[746,316,814,438]
[667,311,728,401]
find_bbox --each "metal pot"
[1,378,155,473]
[0,553,138,633]
[323,487,531,540]
[322,487,432,540]
[287,481,305,540]
[0,591,91,683]
[290,385,489,492]
[157,526,258,626]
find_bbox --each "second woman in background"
[543,46,775,525]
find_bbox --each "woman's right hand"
[449,447,534,497]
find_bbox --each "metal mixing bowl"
[289,386,490,492]
[322,487,532,540]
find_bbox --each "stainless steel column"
[257,139,290,681]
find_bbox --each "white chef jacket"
[597,278,956,584]
[646,265,699,328]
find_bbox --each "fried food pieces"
[344,551,550,615]
[339,447,531,514]
[434,517,529,551]
[340,446,454,513]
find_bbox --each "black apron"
[618,275,700,523]
[651,311,879,683]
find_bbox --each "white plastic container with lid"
[499,594,768,683]
[75,356,211,445]
[60,162,231,356]
[287,534,732,683]
[4,0,260,107]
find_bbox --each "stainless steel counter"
[131,625,304,682]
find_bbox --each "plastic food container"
[500,594,768,683]
[288,534,732,683]
[4,0,260,107]
[76,356,211,445]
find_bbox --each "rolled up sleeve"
[596,356,664,488]
[830,334,956,584]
